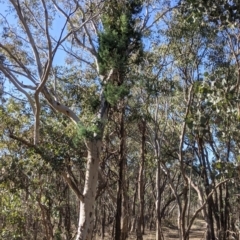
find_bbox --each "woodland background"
[0,0,240,240]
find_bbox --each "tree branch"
[185,179,229,238]
[41,86,80,124]
[0,65,35,113]
[62,172,84,202]
[10,0,43,78]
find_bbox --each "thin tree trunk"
[115,184,122,240]
[198,138,215,240]
[156,160,164,240]
[149,199,155,231]
[136,119,146,240]
[115,105,126,240]
[121,182,128,240]
[130,180,137,232]
[224,184,230,240]
[101,202,106,239]
[181,186,188,240]
[186,161,193,238]
[38,198,54,240]
[33,220,38,240]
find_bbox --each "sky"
[0,1,74,94]
[0,0,179,96]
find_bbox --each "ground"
[141,219,206,240]
[129,219,206,240]
[97,219,207,240]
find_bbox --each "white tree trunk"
[76,140,102,240]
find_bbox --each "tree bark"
[115,105,126,240]
[101,202,106,240]
[156,160,164,240]
[136,119,146,240]
[76,140,102,240]
[130,180,137,232]
[121,182,128,240]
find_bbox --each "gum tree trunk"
[76,139,102,240]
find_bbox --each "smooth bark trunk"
[76,140,102,240]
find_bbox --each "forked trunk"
[76,140,102,240]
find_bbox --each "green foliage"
[2,1,240,238]
[98,0,142,77]
[75,119,103,141]
[212,161,238,179]
[181,0,240,26]
[87,95,101,112]
[104,83,129,105]
[0,191,26,239]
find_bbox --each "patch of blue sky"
[0,1,76,94]
[0,0,179,98]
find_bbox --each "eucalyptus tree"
[171,3,240,239]
[0,95,83,239]
[0,1,102,239]
[0,0,144,239]
[180,0,240,25]
[143,5,240,239]
[3,1,235,240]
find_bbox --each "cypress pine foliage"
[98,0,142,86]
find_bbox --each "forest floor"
[98,219,207,240]
[140,219,206,240]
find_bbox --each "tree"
[0,0,143,239]
[2,1,240,239]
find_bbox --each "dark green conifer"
[98,0,143,82]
